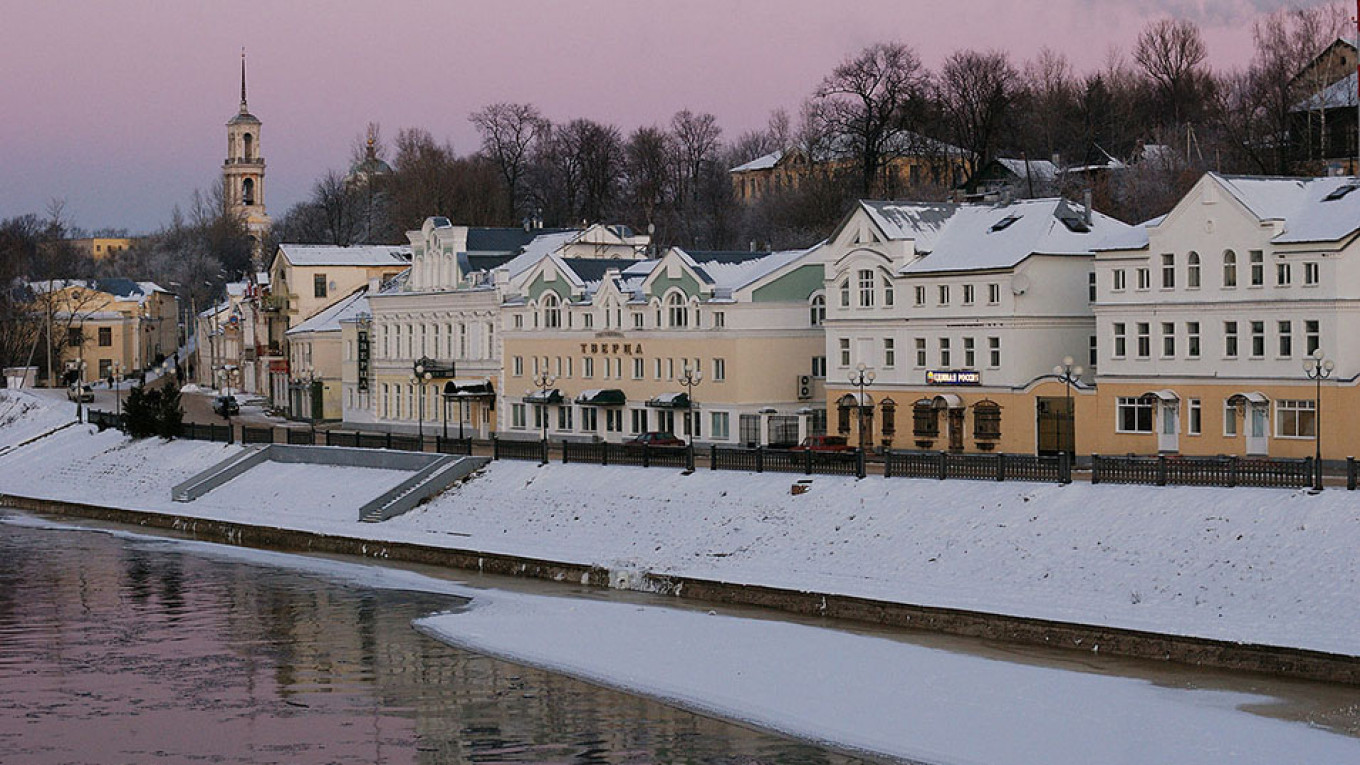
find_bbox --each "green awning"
[523,388,564,404]
[646,392,690,409]
[576,388,626,406]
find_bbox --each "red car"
[626,431,686,447]
[790,435,855,452]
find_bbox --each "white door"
[1157,402,1179,453]
[1246,404,1269,455]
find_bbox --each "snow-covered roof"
[1293,71,1358,111]
[860,198,1134,274]
[686,248,814,292]
[1095,214,1164,252]
[994,158,1058,182]
[1215,173,1360,244]
[277,244,412,267]
[497,230,583,278]
[287,287,370,335]
[729,150,783,173]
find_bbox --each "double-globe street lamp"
[411,359,434,443]
[1052,355,1084,457]
[67,359,87,422]
[848,363,876,451]
[1303,348,1334,491]
[532,371,556,464]
[677,361,702,444]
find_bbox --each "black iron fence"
[79,409,1350,490]
[1091,454,1313,489]
[884,450,1071,484]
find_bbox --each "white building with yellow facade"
[1088,172,1360,460]
[820,198,1134,454]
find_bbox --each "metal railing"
[1091,454,1312,489]
[885,450,1070,484]
[710,446,865,478]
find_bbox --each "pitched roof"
[277,244,412,267]
[730,150,784,173]
[286,287,370,335]
[467,227,573,254]
[1214,173,1360,244]
[859,198,1133,274]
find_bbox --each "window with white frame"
[1277,262,1292,286]
[1113,322,1126,358]
[1306,320,1320,355]
[1113,269,1127,291]
[632,357,644,379]
[513,356,524,376]
[583,357,595,378]
[883,276,894,306]
[987,283,1001,304]
[1278,320,1292,357]
[1187,321,1200,358]
[1250,321,1265,357]
[1136,322,1150,358]
[840,279,850,307]
[1088,272,1096,302]
[1116,396,1154,433]
[667,292,689,327]
[839,338,851,366]
[1224,321,1239,357]
[963,284,975,304]
[858,270,875,307]
[1089,335,1098,367]
[988,337,1001,367]
[581,407,597,432]
[964,337,975,368]
[1223,250,1237,287]
[883,338,895,368]
[809,296,824,326]
[542,293,562,328]
[1161,322,1175,357]
[1223,401,1238,436]
[631,409,647,433]
[914,285,926,306]
[1304,261,1319,285]
[938,284,950,305]
[915,338,927,367]
[1250,250,1264,286]
[1188,398,1202,435]
[511,403,526,429]
[606,409,623,433]
[939,337,951,367]
[1137,268,1150,290]
[713,357,726,381]
[1161,253,1175,288]
[633,312,644,328]
[710,411,730,440]
[1187,252,1201,288]
[1276,399,1316,438]
[812,356,826,377]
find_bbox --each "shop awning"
[1226,391,1269,406]
[576,388,626,406]
[443,379,495,397]
[1140,389,1180,402]
[646,392,691,409]
[523,388,564,404]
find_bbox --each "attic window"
[1323,183,1360,202]
[990,215,1021,232]
[1060,216,1091,233]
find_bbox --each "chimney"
[1083,189,1093,226]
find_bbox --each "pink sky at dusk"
[0,0,1336,234]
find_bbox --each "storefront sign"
[926,369,981,385]
[579,342,644,355]
[357,329,370,391]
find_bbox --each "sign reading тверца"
[926,369,981,385]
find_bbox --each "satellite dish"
[1010,274,1030,295]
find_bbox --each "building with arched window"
[222,52,270,257]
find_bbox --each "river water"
[0,513,881,765]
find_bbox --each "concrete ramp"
[171,444,487,523]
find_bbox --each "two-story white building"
[1089,172,1360,459]
[822,198,1134,454]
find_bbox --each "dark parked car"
[790,435,855,452]
[212,395,240,417]
[625,431,686,447]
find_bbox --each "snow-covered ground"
[2,387,1359,657]
[0,389,77,451]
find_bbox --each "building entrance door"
[1157,402,1179,453]
[947,408,965,451]
[1035,397,1073,456]
[1246,404,1269,455]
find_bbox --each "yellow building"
[66,237,138,261]
[500,245,827,445]
[285,287,369,421]
[33,278,178,384]
[1088,172,1360,462]
[730,134,968,203]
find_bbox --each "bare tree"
[812,41,931,196]
[621,126,677,241]
[938,49,1021,180]
[1134,18,1211,126]
[469,103,550,223]
[671,109,723,204]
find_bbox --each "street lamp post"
[412,360,435,443]
[111,362,124,419]
[532,372,556,444]
[848,363,876,451]
[1052,355,1084,457]
[1304,348,1335,491]
[677,361,702,444]
[68,359,87,422]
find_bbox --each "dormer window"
[541,293,561,329]
[667,292,689,328]
[990,215,1020,232]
